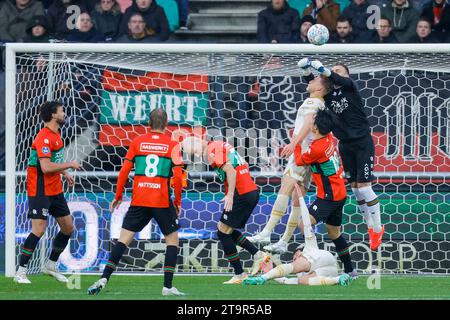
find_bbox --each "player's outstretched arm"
[310,60,355,89]
[39,158,80,174]
[280,112,315,158]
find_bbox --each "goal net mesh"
[12,49,450,275]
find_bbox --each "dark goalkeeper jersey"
[324,72,371,142]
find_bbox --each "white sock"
[308,276,339,286]
[352,187,373,229]
[18,266,27,273]
[358,186,382,232]
[282,277,299,285]
[260,194,289,236]
[281,206,300,242]
[263,263,294,281]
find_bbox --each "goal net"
[4,43,450,276]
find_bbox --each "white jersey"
[302,244,338,278]
[293,97,325,149]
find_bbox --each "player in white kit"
[248,62,330,254]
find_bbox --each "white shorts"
[283,155,312,190]
[305,249,338,278]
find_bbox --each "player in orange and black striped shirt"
[15,101,81,284]
[294,109,355,277]
[88,108,185,297]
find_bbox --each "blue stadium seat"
[156,0,180,31]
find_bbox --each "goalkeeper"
[300,58,384,251]
[244,110,353,286]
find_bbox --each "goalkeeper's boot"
[242,276,267,286]
[42,260,68,283]
[263,239,288,254]
[223,273,248,284]
[338,273,352,286]
[14,267,31,284]
[162,286,186,296]
[87,278,107,295]
[247,232,271,245]
[250,251,271,276]
[346,269,358,281]
[370,226,385,251]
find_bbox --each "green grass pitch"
[1,275,449,300]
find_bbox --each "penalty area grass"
[0,275,449,300]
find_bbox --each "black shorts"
[308,197,347,227]
[122,201,180,235]
[28,193,71,220]
[339,135,375,183]
[220,190,259,229]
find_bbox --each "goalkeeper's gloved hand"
[310,60,331,77]
[297,58,312,76]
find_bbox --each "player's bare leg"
[264,184,304,254]
[41,216,74,283]
[248,175,296,244]
[352,181,384,250]
[161,231,185,296]
[88,228,135,295]
[14,219,47,284]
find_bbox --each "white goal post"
[4,43,450,277]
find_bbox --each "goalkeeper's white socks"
[357,186,382,233]
[260,194,289,237]
[281,206,300,242]
[352,187,374,230]
[263,263,294,281]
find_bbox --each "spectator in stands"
[115,12,161,42]
[412,17,440,41]
[382,0,420,42]
[421,0,450,41]
[330,15,357,42]
[47,0,89,40]
[368,16,399,42]
[119,0,170,41]
[65,12,106,42]
[257,0,300,43]
[342,0,372,40]
[0,0,44,42]
[91,0,123,41]
[25,15,51,42]
[298,15,315,43]
[302,0,340,32]
[176,0,189,29]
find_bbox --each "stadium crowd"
[0,0,447,44]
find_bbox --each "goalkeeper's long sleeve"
[172,166,183,207]
[114,159,133,201]
[329,71,357,90]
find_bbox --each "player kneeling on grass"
[183,136,270,284]
[88,109,185,296]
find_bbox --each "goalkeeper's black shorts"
[219,190,259,229]
[339,134,375,183]
[122,201,180,235]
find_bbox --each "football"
[307,24,330,46]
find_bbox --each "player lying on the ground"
[88,109,185,296]
[15,101,81,284]
[248,72,331,254]
[243,179,351,286]
[183,136,270,284]
[299,58,384,250]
